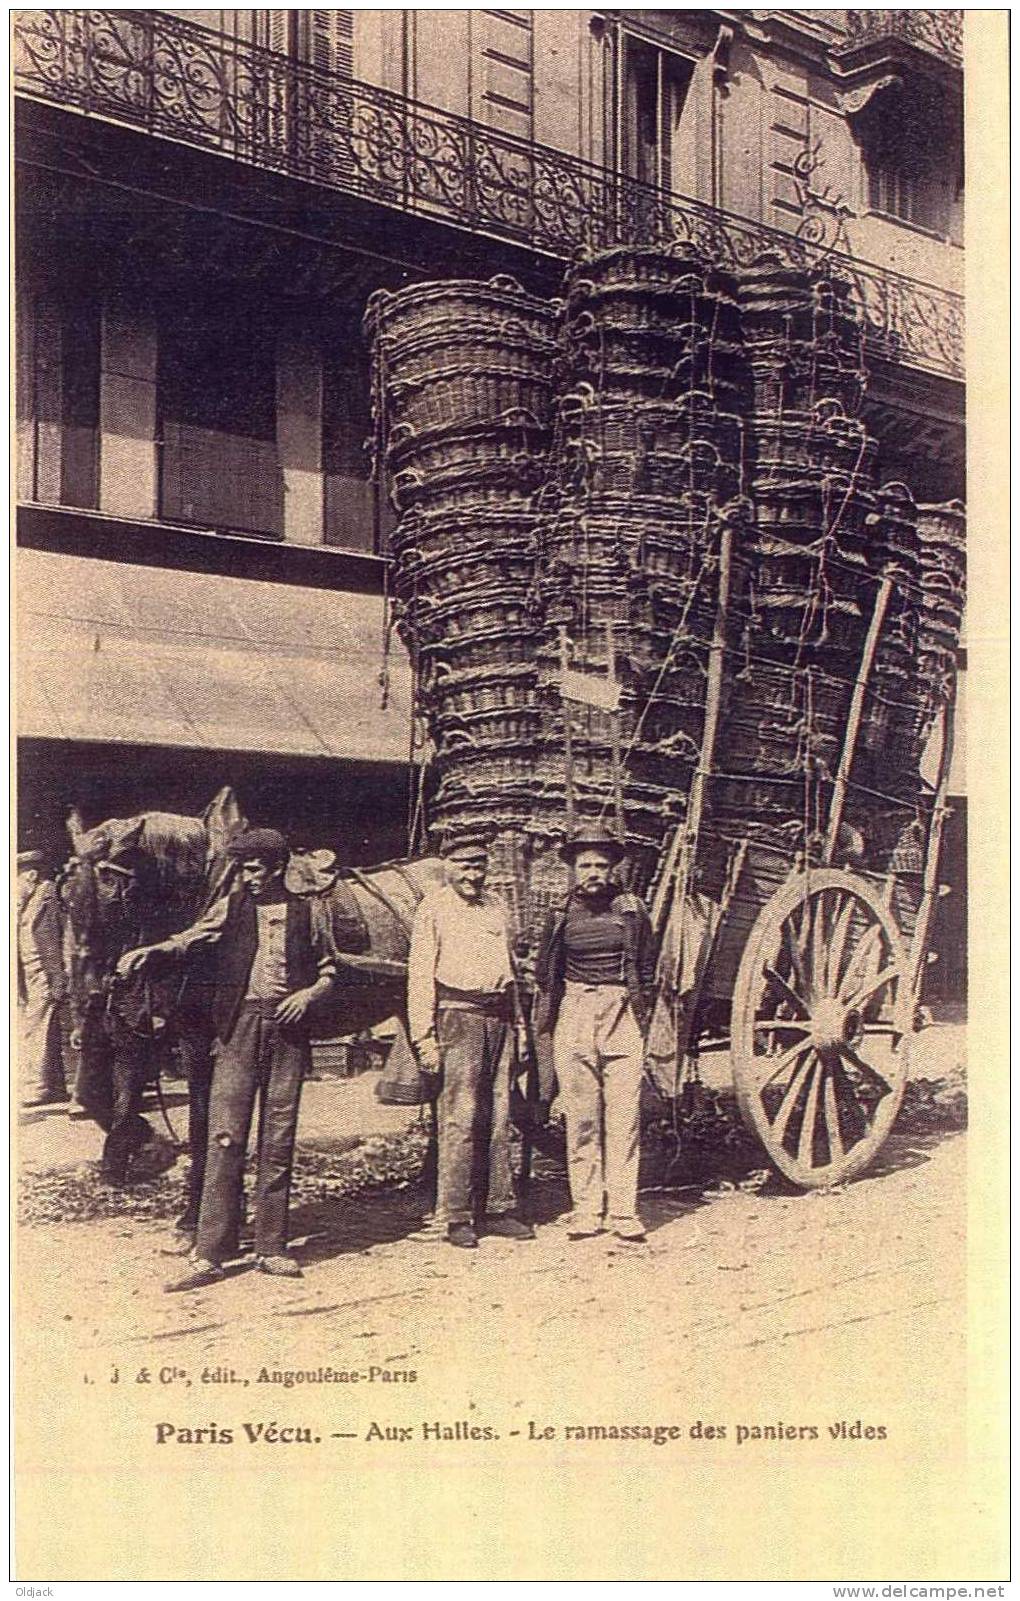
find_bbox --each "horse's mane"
[136,813,209,892]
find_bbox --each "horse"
[59,789,446,1204]
[59,787,246,1200]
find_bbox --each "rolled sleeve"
[310,896,339,981]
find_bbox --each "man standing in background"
[17,849,69,1109]
[407,830,534,1250]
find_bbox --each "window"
[158,295,284,538]
[323,346,378,554]
[15,293,99,509]
[60,304,101,509]
[322,339,397,554]
[867,153,957,236]
[621,36,694,192]
[859,81,963,241]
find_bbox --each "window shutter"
[160,424,283,538]
[299,11,353,76]
[267,11,291,56]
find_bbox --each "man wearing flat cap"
[407,828,534,1249]
[17,849,69,1108]
[534,824,656,1243]
[118,827,337,1289]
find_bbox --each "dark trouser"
[195,1001,309,1264]
[436,999,516,1228]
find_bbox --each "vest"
[212,889,319,1043]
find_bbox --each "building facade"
[13,7,965,987]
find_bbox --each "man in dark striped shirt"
[534,826,656,1243]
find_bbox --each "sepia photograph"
[11,5,1007,1583]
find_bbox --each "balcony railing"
[14,9,963,383]
[839,9,964,71]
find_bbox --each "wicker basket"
[420,663,537,717]
[387,364,553,435]
[418,625,536,672]
[393,502,537,551]
[390,459,541,513]
[384,327,557,391]
[365,274,556,349]
[572,244,712,289]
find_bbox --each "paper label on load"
[560,666,621,712]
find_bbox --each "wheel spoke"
[763,963,810,1017]
[796,1057,824,1168]
[771,1050,816,1142]
[754,1020,811,1038]
[782,915,809,1000]
[756,1039,811,1092]
[837,1040,894,1096]
[810,896,827,1001]
[825,894,856,996]
[843,963,900,1013]
[829,1052,870,1143]
[838,922,883,1003]
[822,1068,845,1163]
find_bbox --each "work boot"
[164,1258,224,1293]
[560,1216,602,1242]
[484,1215,535,1241]
[611,1218,647,1243]
[446,1223,478,1250]
[161,1230,196,1257]
[257,1254,303,1278]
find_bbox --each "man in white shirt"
[407,830,534,1249]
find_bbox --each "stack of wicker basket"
[365,250,965,948]
[854,494,966,883]
[364,277,557,863]
[522,247,750,910]
[915,499,966,722]
[709,258,884,849]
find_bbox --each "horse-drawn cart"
[642,519,959,1190]
[367,253,964,1195]
[60,251,963,1203]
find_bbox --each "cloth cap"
[226,827,289,867]
[559,823,626,865]
[439,827,491,863]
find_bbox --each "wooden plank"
[651,521,733,933]
[605,621,626,837]
[909,700,957,1003]
[822,573,893,865]
[559,627,576,836]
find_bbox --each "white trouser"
[553,982,644,1226]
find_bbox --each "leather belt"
[436,984,512,1019]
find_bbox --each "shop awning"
[16,548,413,764]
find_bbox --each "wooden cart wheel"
[731,869,913,1188]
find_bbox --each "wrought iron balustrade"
[838,8,964,69]
[14,8,963,382]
